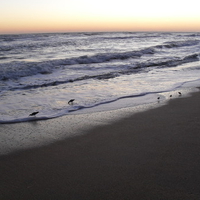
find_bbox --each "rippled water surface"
[0,32,200,123]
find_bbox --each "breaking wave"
[155,39,199,49]
[3,53,199,91]
[0,47,155,80]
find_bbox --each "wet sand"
[1,90,200,199]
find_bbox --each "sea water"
[0,32,200,123]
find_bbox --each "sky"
[1,0,200,34]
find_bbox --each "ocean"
[0,32,200,124]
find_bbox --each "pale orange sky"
[1,0,200,34]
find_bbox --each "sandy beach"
[1,90,200,200]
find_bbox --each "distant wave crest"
[155,39,199,49]
[3,53,199,91]
[0,47,155,80]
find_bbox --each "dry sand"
[1,90,200,199]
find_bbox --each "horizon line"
[1,30,200,35]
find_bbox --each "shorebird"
[170,95,172,98]
[178,92,182,96]
[29,111,39,116]
[68,99,75,105]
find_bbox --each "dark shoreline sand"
[1,90,200,199]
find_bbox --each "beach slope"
[1,91,200,199]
